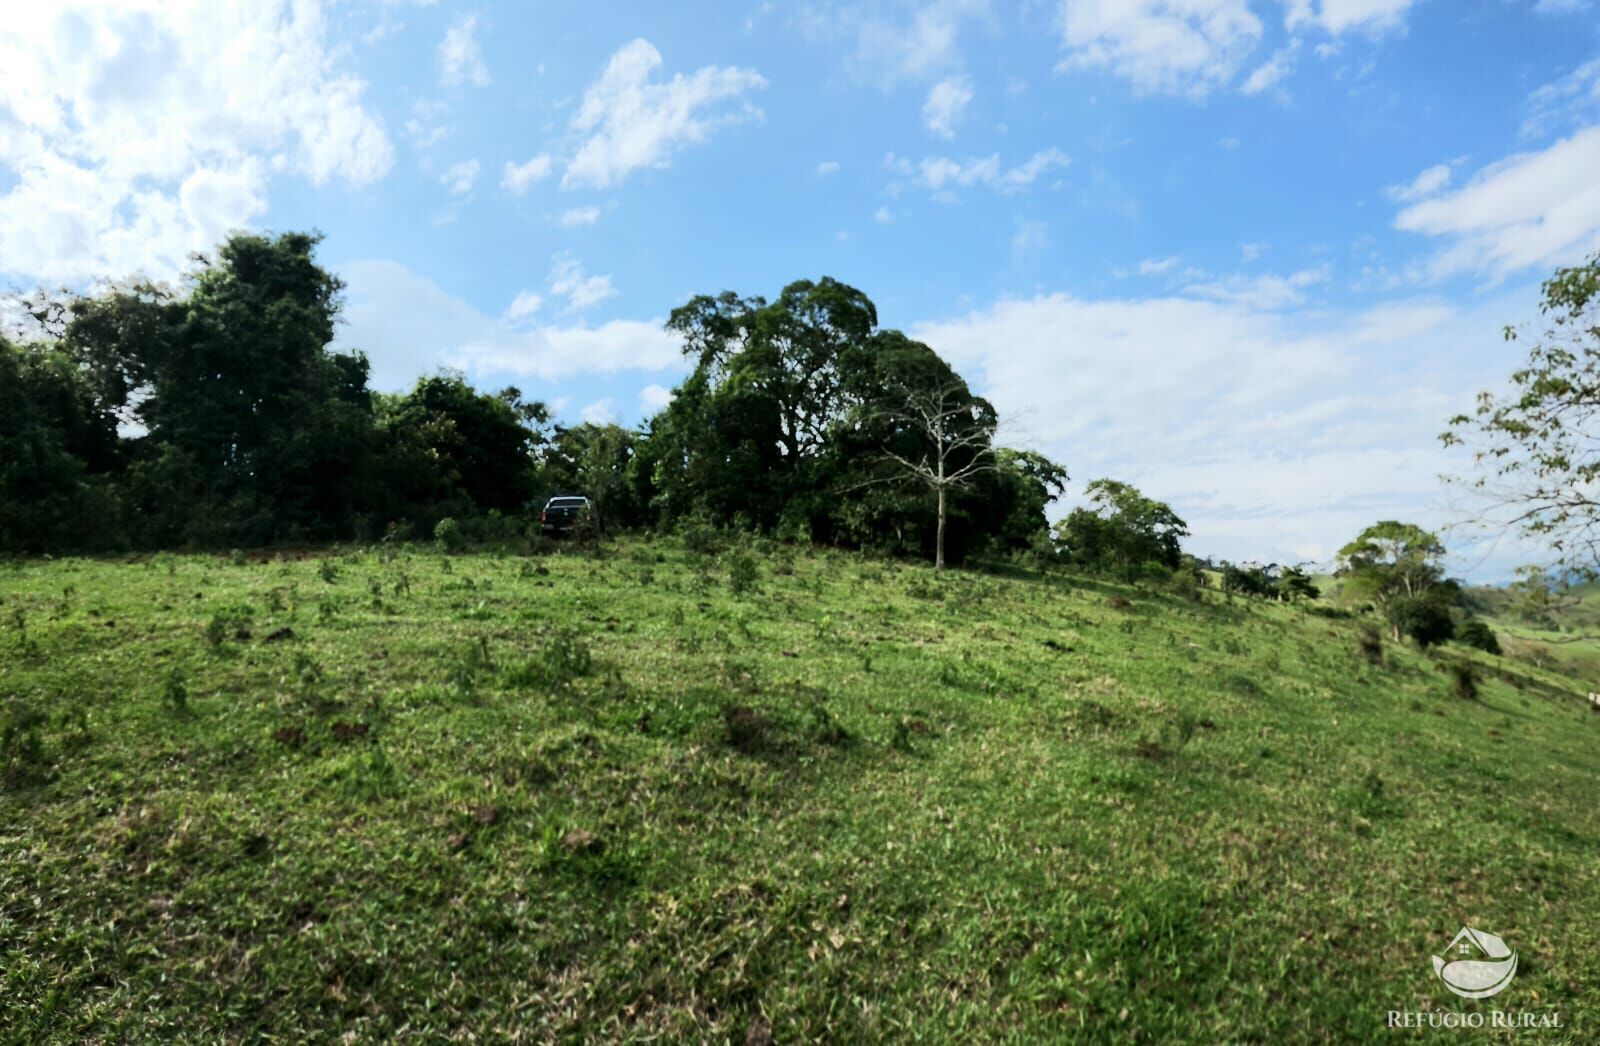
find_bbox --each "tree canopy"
[1444,253,1600,576]
[0,236,1069,565]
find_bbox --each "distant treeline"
[2,231,1077,563]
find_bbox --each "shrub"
[1356,624,1383,665]
[1457,619,1502,656]
[725,551,759,595]
[680,518,722,556]
[1386,595,1454,648]
[1168,567,1202,602]
[434,516,462,552]
[1449,662,1478,701]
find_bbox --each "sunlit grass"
[3,539,1597,1040]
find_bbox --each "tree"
[0,337,123,550]
[870,378,999,568]
[544,423,637,533]
[376,375,545,523]
[1054,480,1189,578]
[1443,253,1600,576]
[1278,565,1321,602]
[1337,521,1451,641]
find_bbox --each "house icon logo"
[1432,926,1517,999]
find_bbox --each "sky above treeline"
[2,1,1599,579]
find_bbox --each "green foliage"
[433,516,462,551]
[1356,624,1384,665]
[1456,618,1502,655]
[1053,479,1188,578]
[724,551,759,595]
[1448,662,1479,700]
[1385,593,1455,648]
[1444,254,1600,576]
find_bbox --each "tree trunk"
[936,484,946,570]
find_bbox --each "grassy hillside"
[3,539,1598,1041]
[1460,582,1600,687]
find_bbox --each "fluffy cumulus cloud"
[910,285,1524,571]
[639,383,674,411]
[1056,0,1421,97]
[1055,0,1264,97]
[502,154,553,194]
[1393,126,1600,280]
[438,15,490,88]
[562,39,767,190]
[1283,0,1417,36]
[336,260,682,390]
[547,254,616,312]
[0,0,393,285]
[922,76,974,137]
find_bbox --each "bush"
[1168,567,1202,602]
[680,518,721,556]
[1356,624,1383,665]
[1386,595,1455,649]
[1456,619,1502,656]
[1449,662,1478,701]
[433,516,462,551]
[725,551,759,595]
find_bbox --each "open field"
[4,539,1599,1040]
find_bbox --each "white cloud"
[1284,0,1416,36]
[912,148,1068,194]
[0,0,393,285]
[1138,256,1179,276]
[439,15,489,88]
[1393,125,1600,280]
[639,383,674,411]
[562,39,767,190]
[580,398,618,425]
[441,158,479,195]
[504,289,543,323]
[923,76,974,138]
[1523,57,1600,139]
[909,285,1525,573]
[1055,0,1263,98]
[836,0,991,86]
[405,100,451,150]
[1182,266,1331,309]
[818,160,841,175]
[502,154,553,194]
[548,254,617,312]
[1241,44,1296,94]
[336,260,682,389]
[1384,162,1451,202]
[559,206,601,227]
[874,206,894,223]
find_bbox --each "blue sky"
[3,1,1600,577]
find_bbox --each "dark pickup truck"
[540,496,592,535]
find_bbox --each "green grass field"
[3,539,1598,1041]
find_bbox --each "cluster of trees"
[1,232,1067,562]
[0,233,615,550]
[1218,562,1320,602]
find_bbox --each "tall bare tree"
[876,380,998,568]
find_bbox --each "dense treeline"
[1,232,1068,562]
